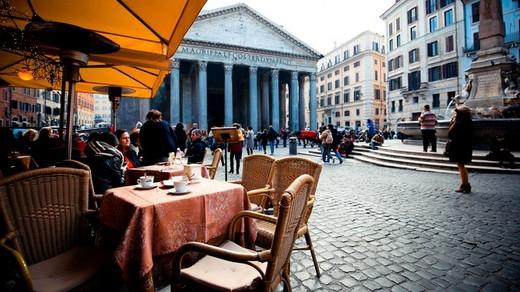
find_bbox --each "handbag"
[443,140,453,157]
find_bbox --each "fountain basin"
[397,118,520,150]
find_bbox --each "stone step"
[352,154,459,174]
[352,150,520,174]
[355,146,511,168]
[303,146,520,174]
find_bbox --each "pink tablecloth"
[99,178,255,289]
[125,164,209,185]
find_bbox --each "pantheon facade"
[169,4,322,132]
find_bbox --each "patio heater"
[25,19,119,159]
[93,86,136,131]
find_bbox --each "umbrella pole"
[59,77,67,140]
[65,78,76,160]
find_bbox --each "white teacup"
[173,177,188,192]
[137,175,154,188]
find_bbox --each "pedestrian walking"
[228,123,244,174]
[267,125,278,155]
[328,124,343,164]
[447,105,473,193]
[419,104,438,152]
[319,125,333,163]
[245,126,255,155]
[260,129,268,154]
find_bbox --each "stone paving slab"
[211,144,520,291]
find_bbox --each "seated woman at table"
[85,132,125,193]
[115,129,141,169]
[185,129,206,164]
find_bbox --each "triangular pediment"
[183,3,321,59]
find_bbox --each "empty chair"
[171,174,314,291]
[205,148,223,179]
[0,167,111,291]
[232,154,275,212]
[55,159,102,209]
[252,156,323,277]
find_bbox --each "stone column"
[262,72,270,128]
[249,66,258,131]
[198,61,208,131]
[224,63,233,126]
[309,73,317,130]
[170,59,180,124]
[479,0,504,50]
[290,71,299,132]
[299,75,306,129]
[271,69,280,131]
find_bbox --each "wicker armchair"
[0,167,111,291]
[171,174,314,292]
[205,148,223,179]
[55,159,102,209]
[231,154,275,211]
[253,157,323,277]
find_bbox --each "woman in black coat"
[447,105,473,193]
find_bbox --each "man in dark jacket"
[328,124,343,164]
[267,125,278,155]
[139,110,177,165]
[185,129,206,164]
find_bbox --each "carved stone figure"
[453,78,473,105]
[503,69,520,99]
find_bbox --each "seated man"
[185,129,206,164]
[370,133,384,150]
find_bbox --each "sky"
[203,0,396,55]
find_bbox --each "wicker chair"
[0,167,111,291]
[253,157,323,277]
[231,154,275,211]
[171,174,314,292]
[205,148,223,179]
[55,159,102,209]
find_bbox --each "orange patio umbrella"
[0,0,207,158]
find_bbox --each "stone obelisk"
[465,0,515,109]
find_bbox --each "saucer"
[167,188,191,195]
[161,179,175,187]
[135,185,157,190]
[189,179,201,184]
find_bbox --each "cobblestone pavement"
[214,145,520,291]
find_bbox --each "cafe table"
[99,178,256,291]
[125,163,209,185]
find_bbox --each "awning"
[0,0,207,98]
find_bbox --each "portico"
[169,4,321,132]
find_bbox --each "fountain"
[397,0,520,150]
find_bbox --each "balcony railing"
[463,42,480,53]
[505,31,520,45]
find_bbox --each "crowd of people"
[7,105,510,194]
[1,111,395,184]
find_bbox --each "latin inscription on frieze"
[178,46,294,66]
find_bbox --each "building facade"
[316,31,387,130]
[381,0,465,128]
[76,92,95,127]
[37,90,61,127]
[93,94,111,125]
[0,87,38,127]
[170,4,322,132]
